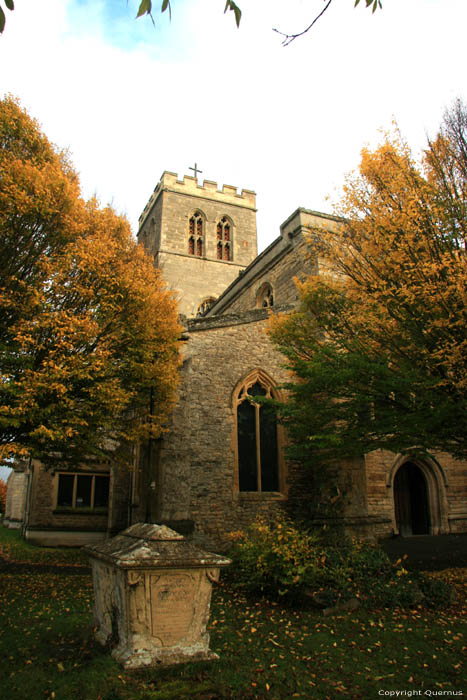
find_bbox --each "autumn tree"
[0,95,180,467]
[269,100,467,475]
[0,479,6,513]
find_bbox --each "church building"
[4,171,467,548]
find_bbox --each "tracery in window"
[256,282,274,308]
[234,371,281,493]
[196,297,216,317]
[216,216,232,261]
[188,211,204,256]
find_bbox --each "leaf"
[0,8,5,33]
[136,0,152,18]
[5,0,14,10]
[224,0,242,28]
[161,0,171,20]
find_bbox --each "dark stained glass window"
[238,400,257,491]
[236,378,279,493]
[260,406,279,491]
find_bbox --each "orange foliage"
[317,129,467,395]
[0,96,181,466]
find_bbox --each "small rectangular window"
[56,473,109,510]
[57,474,74,507]
[76,475,92,507]
[94,475,110,508]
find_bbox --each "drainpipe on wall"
[127,449,134,529]
[145,385,155,524]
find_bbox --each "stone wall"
[364,449,467,536]
[154,311,289,548]
[207,208,340,317]
[151,310,370,549]
[442,453,467,532]
[4,470,27,528]
[157,252,245,318]
[108,462,132,536]
[219,236,313,314]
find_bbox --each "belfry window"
[216,217,232,261]
[188,211,204,257]
[235,373,281,493]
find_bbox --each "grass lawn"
[0,526,465,700]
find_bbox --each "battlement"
[139,171,256,227]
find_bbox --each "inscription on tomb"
[150,573,196,645]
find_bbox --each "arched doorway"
[394,462,430,536]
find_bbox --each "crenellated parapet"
[139,171,256,228]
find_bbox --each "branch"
[273,0,382,47]
[272,0,334,47]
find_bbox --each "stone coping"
[85,522,231,570]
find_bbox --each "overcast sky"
[1,0,467,252]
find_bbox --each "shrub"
[227,517,323,599]
[228,517,453,610]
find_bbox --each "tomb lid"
[122,523,185,541]
[85,522,231,570]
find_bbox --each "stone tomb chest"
[85,523,231,668]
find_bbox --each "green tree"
[269,100,467,472]
[0,96,181,467]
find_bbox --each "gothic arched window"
[188,211,204,257]
[234,371,282,493]
[256,282,274,309]
[216,216,232,261]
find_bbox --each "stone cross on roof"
[189,162,203,179]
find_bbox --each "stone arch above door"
[387,455,449,536]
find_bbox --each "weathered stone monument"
[85,523,231,668]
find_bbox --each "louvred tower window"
[216,217,232,261]
[188,211,204,256]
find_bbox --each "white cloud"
[1,0,467,251]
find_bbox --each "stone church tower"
[137,171,258,317]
